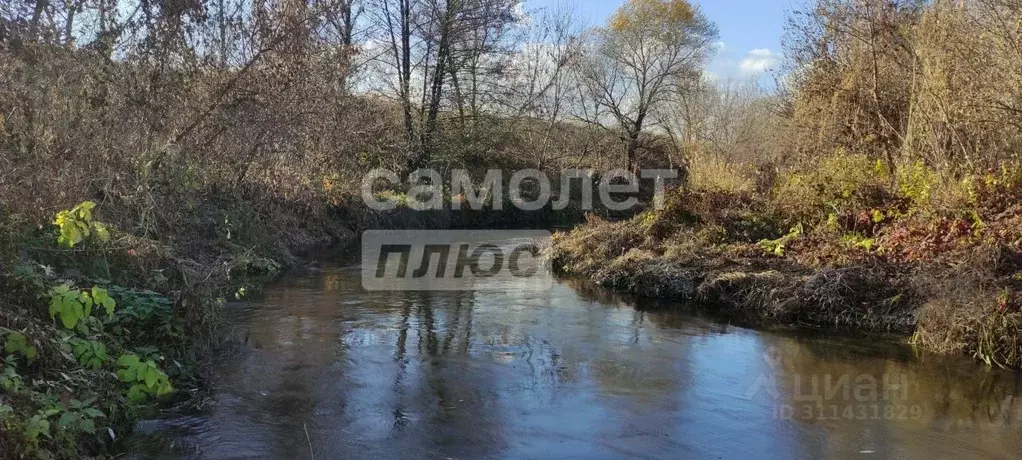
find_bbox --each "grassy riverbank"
[0,31,607,460]
[0,185,359,457]
[0,172,593,458]
[553,155,1022,367]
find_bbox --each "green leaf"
[93,222,110,243]
[24,415,51,440]
[80,292,94,317]
[145,367,158,388]
[92,287,116,316]
[116,354,139,367]
[49,286,89,330]
[127,385,145,402]
[58,412,76,429]
[4,332,26,354]
[116,368,134,382]
[74,201,97,220]
[56,215,84,247]
[60,307,79,329]
[80,418,96,434]
[54,202,108,248]
[49,296,61,319]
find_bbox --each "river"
[123,249,1022,459]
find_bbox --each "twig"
[304,423,315,460]
[23,245,137,253]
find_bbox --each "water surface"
[126,257,1022,459]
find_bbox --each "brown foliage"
[784,0,1022,173]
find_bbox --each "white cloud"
[738,48,779,74]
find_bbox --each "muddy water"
[126,256,1022,459]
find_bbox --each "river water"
[125,252,1022,459]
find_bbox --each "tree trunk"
[63,0,79,46]
[626,130,640,172]
[30,0,49,41]
[399,0,415,149]
[416,0,458,170]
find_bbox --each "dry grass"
[554,212,919,334]
[553,161,1022,366]
[914,296,1022,368]
[687,155,757,194]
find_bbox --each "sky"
[525,0,798,83]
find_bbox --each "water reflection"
[125,263,1022,459]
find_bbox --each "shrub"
[115,354,173,402]
[687,155,756,194]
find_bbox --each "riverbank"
[0,184,369,458]
[0,185,592,458]
[551,158,1022,368]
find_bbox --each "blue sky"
[525,0,798,81]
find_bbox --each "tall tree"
[578,0,717,171]
[373,0,518,171]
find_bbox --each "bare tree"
[576,0,717,171]
[500,3,584,168]
[370,0,518,171]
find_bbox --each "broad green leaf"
[116,354,139,367]
[127,385,145,402]
[58,412,76,429]
[59,307,79,329]
[80,292,94,317]
[24,416,51,440]
[92,287,116,316]
[144,367,158,388]
[49,296,61,319]
[116,368,135,382]
[4,332,26,354]
[74,201,97,220]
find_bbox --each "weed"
[68,338,107,370]
[758,224,804,257]
[53,202,110,249]
[47,284,116,330]
[3,332,38,364]
[115,354,173,402]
